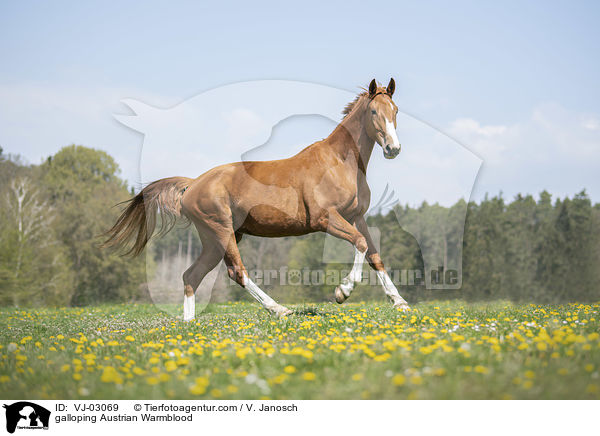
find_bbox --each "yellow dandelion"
[271,374,288,384]
[195,376,210,387]
[392,374,406,386]
[132,367,146,376]
[100,366,123,384]
[189,384,207,395]
[474,365,489,374]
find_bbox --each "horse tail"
[102,176,193,256]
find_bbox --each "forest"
[1,145,599,307]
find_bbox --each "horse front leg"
[335,246,366,304]
[318,209,369,304]
[354,215,410,310]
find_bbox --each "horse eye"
[371,110,377,115]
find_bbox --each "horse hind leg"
[223,234,292,317]
[182,242,224,321]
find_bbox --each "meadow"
[0,301,599,400]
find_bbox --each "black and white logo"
[3,402,50,434]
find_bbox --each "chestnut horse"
[103,78,410,320]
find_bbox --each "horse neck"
[327,98,375,173]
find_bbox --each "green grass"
[0,301,599,399]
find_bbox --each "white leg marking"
[339,248,366,297]
[243,273,292,317]
[376,270,409,309]
[335,247,366,304]
[183,294,195,321]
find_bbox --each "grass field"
[0,301,599,400]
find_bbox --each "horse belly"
[233,182,309,236]
[238,204,310,237]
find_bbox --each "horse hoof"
[335,287,348,304]
[272,306,293,317]
[393,302,410,311]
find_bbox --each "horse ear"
[368,79,377,97]
[387,78,395,96]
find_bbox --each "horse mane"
[342,82,385,119]
[341,90,368,119]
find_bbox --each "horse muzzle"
[383,144,400,159]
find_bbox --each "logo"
[2,402,50,434]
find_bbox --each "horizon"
[1,142,593,209]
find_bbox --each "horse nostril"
[384,145,392,154]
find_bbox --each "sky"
[1,0,599,205]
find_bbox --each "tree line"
[1,145,598,307]
[0,145,145,306]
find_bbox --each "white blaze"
[385,119,400,148]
